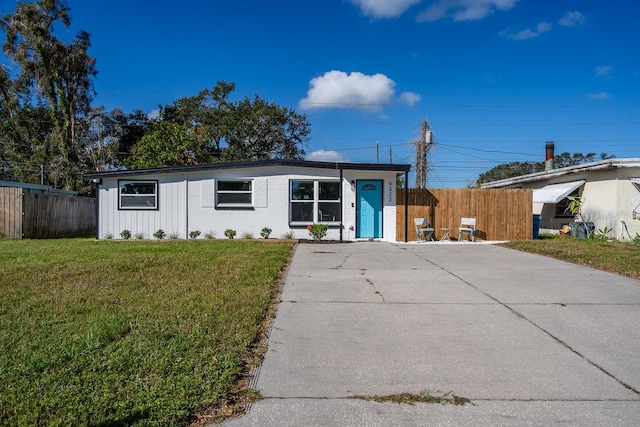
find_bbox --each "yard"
[2,237,639,426]
[0,239,294,426]
[501,237,640,280]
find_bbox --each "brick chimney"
[545,141,555,171]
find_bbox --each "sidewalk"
[222,242,640,426]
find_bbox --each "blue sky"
[3,0,639,187]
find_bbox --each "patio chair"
[458,217,476,242]
[414,218,435,242]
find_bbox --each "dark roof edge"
[85,159,411,179]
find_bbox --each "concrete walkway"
[222,242,640,426]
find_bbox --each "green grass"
[0,239,294,426]
[501,238,640,280]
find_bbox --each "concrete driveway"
[222,242,640,426]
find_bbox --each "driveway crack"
[360,268,385,302]
[399,245,640,396]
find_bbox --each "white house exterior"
[86,159,411,242]
[481,158,640,240]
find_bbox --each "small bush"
[204,230,216,239]
[103,232,113,240]
[168,232,179,240]
[189,230,201,239]
[120,230,131,240]
[307,223,329,241]
[224,229,236,239]
[241,231,254,239]
[134,232,145,240]
[153,229,166,240]
[281,231,295,240]
[260,227,272,239]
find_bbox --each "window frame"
[554,187,581,217]
[216,179,254,209]
[289,179,341,226]
[118,180,158,210]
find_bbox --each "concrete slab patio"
[222,242,640,426]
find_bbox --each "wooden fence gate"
[0,188,95,239]
[397,188,533,242]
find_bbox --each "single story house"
[85,159,411,242]
[481,158,640,240]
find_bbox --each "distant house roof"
[85,159,411,180]
[481,158,640,189]
[0,180,78,196]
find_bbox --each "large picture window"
[290,180,341,224]
[119,180,158,210]
[217,180,253,208]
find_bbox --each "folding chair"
[414,218,435,242]
[458,217,476,242]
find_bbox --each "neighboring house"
[0,180,78,196]
[481,158,640,240]
[85,159,411,242]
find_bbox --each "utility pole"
[376,141,379,163]
[414,120,432,189]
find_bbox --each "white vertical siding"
[97,166,402,241]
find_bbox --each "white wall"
[615,172,640,241]
[97,174,186,239]
[511,168,640,239]
[96,166,401,242]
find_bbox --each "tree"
[1,0,97,191]
[223,95,309,162]
[476,161,543,185]
[476,152,615,185]
[124,81,310,168]
[126,122,194,169]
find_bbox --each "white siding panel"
[97,166,403,241]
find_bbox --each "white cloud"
[300,70,414,111]
[587,92,610,100]
[594,65,612,78]
[418,0,519,22]
[559,11,585,27]
[148,109,160,120]
[400,91,421,106]
[306,150,350,162]
[349,0,422,18]
[501,22,552,40]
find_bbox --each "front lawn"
[501,238,640,280]
[0,239,294,426]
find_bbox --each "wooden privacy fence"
[0,188,95,239]
[397,188,533,242]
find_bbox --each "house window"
[217,180,252,208]
[555,188,580,217]
[119,180,158,210]
[290,180,341,224]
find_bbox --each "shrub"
[281,231,295,240]
[307,223,329,241]
[260,227,272,239]
[103,232,113,240]
[189,230,201,239]
[168,232,179,240]
[204,230,216,239]
[120,230,131,240]
[153,229,166,240]
[134,232,145,240]
[224,229,236,239]
[241,231,254,239]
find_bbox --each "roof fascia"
[85,159,411,180]
[480,158,640,189]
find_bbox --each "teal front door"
[356,180,383,238]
